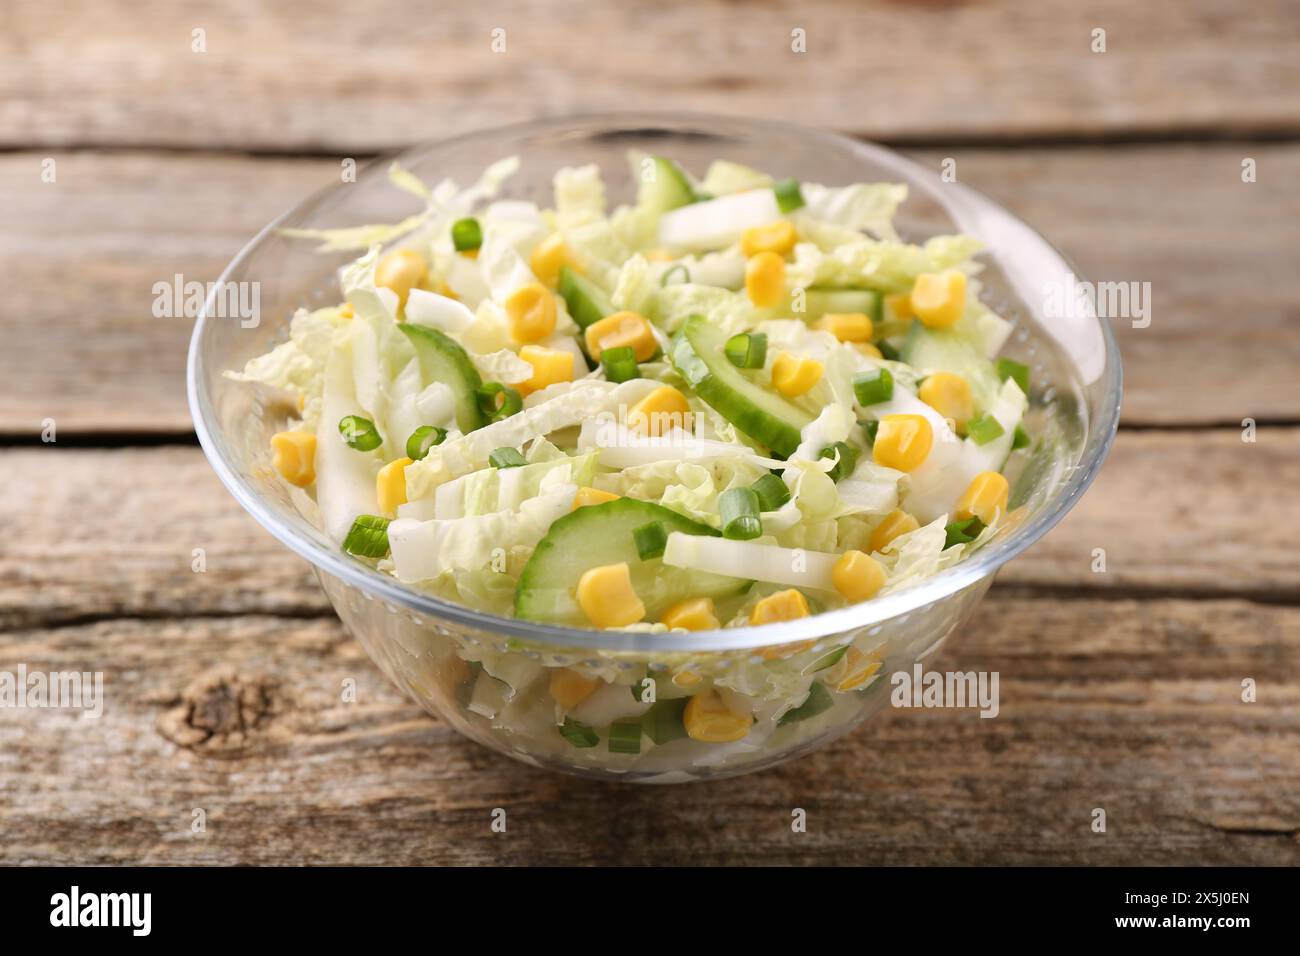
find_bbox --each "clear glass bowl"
[187,114,1121,782]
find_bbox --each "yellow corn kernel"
[549,668,600,711]
[517,344,574,394]
[740,220,797,257]
[572,486,620,510]
[270,431,317,487]
[750,588,811,626]
[854,342,883,360]
[955,471,1010,525]
[770,351,824,398]
[918,371,974,426]
[296,393,306,413]
[376,456,412,515]
[529,233,576,287]
[816,311,874,343]
[436,281,459,300]
[869,509,920,554]
[745,250,786,308]
[683,689,751,743]
[910,269,967,329]
[835,647,883,692]
[644,247,674,262]
[672,669,703,689]
[576,562,646,628]
[505,282,558,343]
[629,385,692,437]
[661,597,719,631]
[884,292,913,322]
[375,249,428,311]
[872,414,933,472]
[831,549,887,603]
[337,302,354,319]
[583,310,657,362]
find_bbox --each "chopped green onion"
[965,413,1005,446]
[773,178,806,213]
[862,420,880,445]
[724,331,768,370]
[751,473,792,511]
[876,341,901,362]
[853,368,894,406]
[338,415,382,452]
[777,682,833,726]
[405,425,447,461]
[600,345,640,383]
[451,217,483,252]
[558,717,598,749]
[944,517,985,549]
[608,719,643,755]
[719,487,762,540]
[488,447,526,469]
[342,515,391,558]
[476,382,522,421]
[1012,424,1032,450]
[996,357,1031,393]
[805,645,849,674]
[642,698,689,745]
[660,264,690,287]
[818,441,859,482]
[633,521,668,560]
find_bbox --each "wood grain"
[3,0,1299,152]
[2,597,1296,865]
[4,144,1298,434]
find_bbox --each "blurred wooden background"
[1,0,1297,864]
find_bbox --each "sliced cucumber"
[803,288,882,323]
[398,323,487,433]
[670,314,812,458]
[515,498,748,625]
[557,265,615,330]
[900,323,1003,414]
[637,156,699,214]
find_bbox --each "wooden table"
[2,0,1297,865]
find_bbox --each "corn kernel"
[745,250,786,308]
[854,342,883,359]
[629,385,691,437]
[583,310,657,362]
[576,562,646,628]
[740,220,797,257]
[550,668,600,710]
[505,282,558,343]
[376,456,412,515]
[644,247,674,262]
[771,351,824,398]
[661,597,719,631]
[831,549,887,603]
[955,471,1010,525]
[572,486,620,510]
[869,509,920,554]
[816,311,874,343]
[835,647,882,692]
[884,293,913,322]
[750,588,811,626]
[517,344,574,395]
[337,302,354,319]
[270,431,317,487]
[671,669,703,689]
[910,270,967,329]
[529,233,576,287]
[436,281,459,300]
[375,249,428,311]
[683,689,751,743]
[918,371,974,426]
[872,414,933,472]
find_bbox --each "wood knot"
[157,667,285,754]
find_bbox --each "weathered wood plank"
[3,0,1298,152]
[3,597,1296,865]
[2,431,1296,629]
[4,144,1298,433]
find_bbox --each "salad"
[229,153,1032,763]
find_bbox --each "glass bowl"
[187,113,1121,782]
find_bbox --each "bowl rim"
[187,110,1122,653]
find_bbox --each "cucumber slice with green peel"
[900,322,1003,414]
[398,323,487,433]
[637,156,701,213]
[670,314,812,458]
[557,266,615,331]
[802,288,882,323]
[515,498,748,625]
